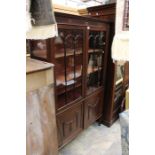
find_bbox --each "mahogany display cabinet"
[87,3,129,127]
[29,12,111,148]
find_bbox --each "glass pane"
[87,31,106,95]
[31,40,47,59]
[55,29,83,109]
[115,65,124,85]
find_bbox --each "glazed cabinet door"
[53,26,85,110]
[57,101,83,148]
[86,29,107,95]
[84,90,103,128]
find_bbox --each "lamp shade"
[26,0,58,40]
[111,31,129,64]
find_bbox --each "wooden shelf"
[88,49,104,54]
[56,70,82,86]
[55,49,82,58]
[87,66,102,74]
[57,79,82,95]
[57,91,82,109]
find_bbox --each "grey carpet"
[59,120,122,155]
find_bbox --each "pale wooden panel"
[78,8,88,15]
[26,57,54,74]
[53,4,80,15]
[26,69,54,92]
[26,57,54,92]
[27,85,58,155]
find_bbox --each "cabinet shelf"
[88,49,104,54]
[56,70,82,86]
[87,66,102,75]
[55,49,104,59]
[57,83,82,96]
[55,49,82,58]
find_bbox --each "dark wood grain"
[56,101,83,148]
[87,3,116,22]
[84,89,103,129]
[87,3,129,127]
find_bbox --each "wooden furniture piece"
[53,4,79,15]
[78,8,88,16]
[87,3,116,21]
[87,3,129,127]
[29,12,110,148]
[26,58,58,155]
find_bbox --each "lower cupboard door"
[84,90,103,128]
[56,101,83,148]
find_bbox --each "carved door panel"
[84,90,103,128]
[57,101,83,147]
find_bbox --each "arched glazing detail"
[54,28,84,109]
[87,30,106,95]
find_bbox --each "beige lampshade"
[26,0,58,40]
[111,31,129,65]
[26,24,58,40]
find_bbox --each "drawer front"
[84,90,103,128]
[57,101,83,147]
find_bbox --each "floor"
[59,121,122,155]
